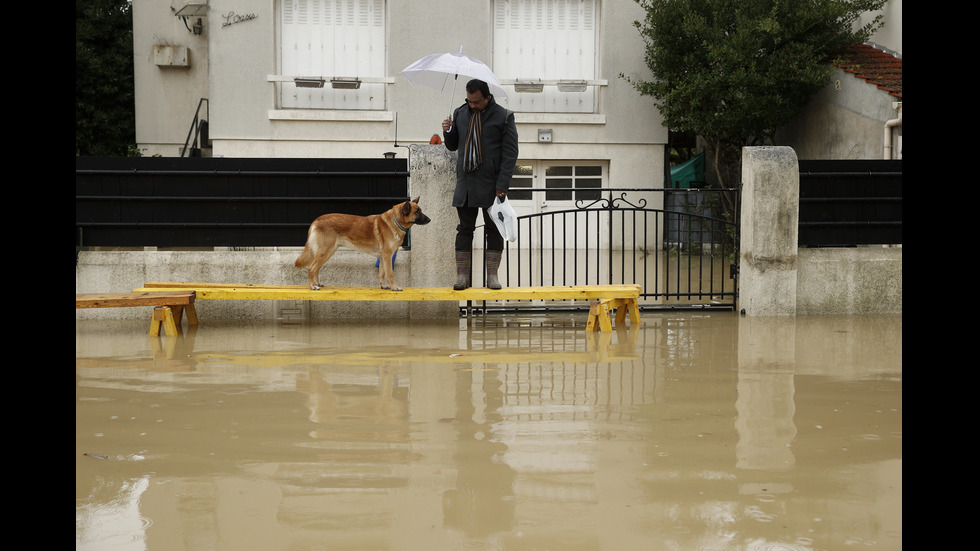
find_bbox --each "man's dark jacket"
[444,97,519,209]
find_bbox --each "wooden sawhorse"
[585,296,642,332]
[76,291,198,336]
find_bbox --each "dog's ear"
[411,196,420,204]
[401,201,413,217]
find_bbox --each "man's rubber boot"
[453,251,472,290]
[486,250,503,290]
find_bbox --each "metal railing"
[470,187,740,312]
[180,98,209,157]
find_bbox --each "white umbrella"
[401,46,508,118]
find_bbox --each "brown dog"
[294,197,430,291]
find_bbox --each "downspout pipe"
[884,102,902,159]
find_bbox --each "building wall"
[863,0,902,54]
[797,247,902,315]
[774,66,901,160]
[775,0,902,160]
[132,1,211,157]
[134,0,666,190]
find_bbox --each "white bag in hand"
[489,196,518,242]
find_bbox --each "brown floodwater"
[76,311,901,551]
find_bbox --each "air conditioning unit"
[153,45,189,67]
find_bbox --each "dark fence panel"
[798,159,902,247]
[76,157,409,248]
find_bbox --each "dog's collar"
[393,216,409,233]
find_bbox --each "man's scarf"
[463,108,483,173]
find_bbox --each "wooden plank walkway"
[76,291,198,337]
[136,282,641,332]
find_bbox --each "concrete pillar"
[738,147,799,316]
[407,144,460,320]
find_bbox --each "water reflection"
[77,313,901,550]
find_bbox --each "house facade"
[134,0,668,199]
[775,1,903,160]
[774,41,902,160]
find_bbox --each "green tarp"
[669,152,705,188]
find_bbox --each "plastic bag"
[489,195,518,242]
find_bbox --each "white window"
[278,0,385,110]
[507,161,607,249]
[509,162,603,205]
[493,0,598,113]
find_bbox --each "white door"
[498,161,607,287]
[507,161,606,249]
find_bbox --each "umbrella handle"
[448,74,459,121]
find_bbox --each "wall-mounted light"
[294,77,325,88]
[557,80,588,93]
[330,78,361,89]
[514,81,544,93]
[174,2,209,17]
[383,151,397,159]
[174,3,208,35]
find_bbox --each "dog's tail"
[295,242,313,269]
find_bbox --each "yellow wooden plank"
[135,282,642,333]
[137,283,640,302]
[77,291,195,309]
[143,281,304,290]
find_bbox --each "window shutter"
[494,0,597,113]
[279,0,386,110]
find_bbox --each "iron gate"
[469,187,740,312]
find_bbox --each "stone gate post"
[407,144,459,320]
[739,146,799,316]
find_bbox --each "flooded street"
[76,312,901,551]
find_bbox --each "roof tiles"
[832,43,902,99]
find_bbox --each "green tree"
[626,0,885,190]
[76,0,135,156]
